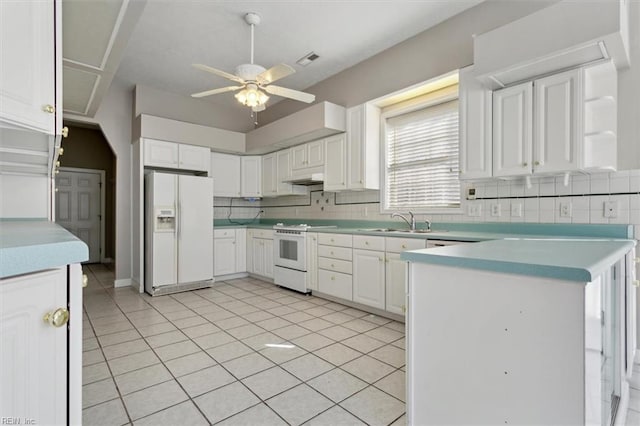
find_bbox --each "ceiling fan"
[191,12,316,112]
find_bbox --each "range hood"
[283,172,324,185]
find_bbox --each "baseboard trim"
[311,290,405,323]
[214,272,249,281]
[114,278,131,288]
[102,258,114,264]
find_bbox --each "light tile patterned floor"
[81,265,406,426]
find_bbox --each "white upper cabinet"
[459,66,493,180]
[262,153,278,197]
[0,0,59,135]
[144,139,209,173]
[292,140,325,174]
[211,152,241,197]
[324,134,347,192]
[241,156,262,198]
[492,82,533,177]
[533,69,581,174]
[346,104,380,190]
[178,144,211,173]
[144,139,179,169]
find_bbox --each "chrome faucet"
[392,211,416,231]
[424,219,432,232]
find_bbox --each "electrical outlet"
[604,201,618,218]
[511,203,522,217]
[467,204,482,217]
[490,203,501,217]
[560,201,572,218]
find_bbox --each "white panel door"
[459,66,493,180]
[56,170,101,263]
[291,145,307,171]
[241,156,262,198]
[214,236,236,276]
[211,152,241,197]
[386,253,407,315]
[178,175,213,283]
[324,134,347,191]
[144,139,179,169]
[263,238,274,279]
[0,0,55,133]
[533,69,581,174]
[252,238,265,276]
[307,140,325,168]
[493,82,533,177]
[262,153,277,197]
[0,267,67,425]
[178,144,210,173]
[353,249,386,309]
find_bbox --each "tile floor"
[82,264,640,425]
[81,264,406,426]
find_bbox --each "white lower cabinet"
[307,233,319,291]
[353,248,386,309]
[213,228,246,277]
[0,264,82,425]
[318,233,353,299]
[248,229,273,279]
[385,253,407,315]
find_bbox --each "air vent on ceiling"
[296,52,319,67]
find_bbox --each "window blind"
[385,99,460,210]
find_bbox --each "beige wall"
[258,0,557,124]
[59,125,116,259]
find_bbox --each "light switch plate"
[490,203,501,217]
[560,201,572,218]
[604,201,618,218]
[467,204,482,217]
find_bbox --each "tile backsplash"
[218,171,640,238]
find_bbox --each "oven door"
[274,232,306,271]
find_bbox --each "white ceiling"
[63,0,485,118]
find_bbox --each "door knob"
[43,308,69,328]
[43,104,55,114]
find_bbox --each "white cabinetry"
[211,152,241,197]
[307,233,319,291]
[262,153,277,197]
[144,139,210,173]
[213,228,246,277]
[385,237,426,315]
[0,264,82,425]
[492,81,533,177]
[292,139,325,175]
[317,233,353,300]
[0,0,59,135]
[323,134,347,192]
[248,229,273,279]
[241,156,262,198]
[533,69,581,174]
[459,66,492,180]
[353,236,385,309]
[346,104,380,190]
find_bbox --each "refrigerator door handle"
[176,202,180,240]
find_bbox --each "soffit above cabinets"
[473,0,630,90]
[61,0,146,117]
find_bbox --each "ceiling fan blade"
[192,64,244,84]
[191,85,244,98]
[264,85,315,103]
[257,63,295,85]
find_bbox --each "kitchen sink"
[358,228,448,233]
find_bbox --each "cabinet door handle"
[43,104,55,114]
[365,241,369,245]
[523,162,528,167]
[634,258,640,264]
[43,308,69,328]
[534,161,540,166]
[402,244,406,249]
[402,305,407,313]
[331,276,335,281]
[634,280,640,288]
[61,126,69,138]
[378,257,383,262]
[58,147,64,156]
[82,274,88,288]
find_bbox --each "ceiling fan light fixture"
[235,83,269,108]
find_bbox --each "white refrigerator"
[145,172,213,295]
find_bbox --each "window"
[382,90,460,212]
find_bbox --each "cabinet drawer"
[318,245,352,261]
[214,229,236,238]
[318,257,352,274]
[353,235,385,251]
[318,233,352,247]
[318,269,352,300]
[385,237,426,253]
[249,228,273,239]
